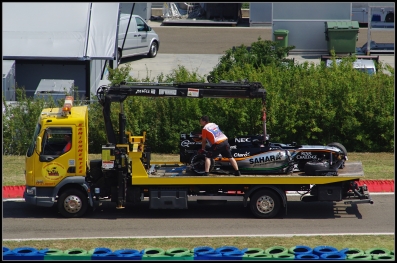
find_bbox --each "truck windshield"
[26,123,41,157]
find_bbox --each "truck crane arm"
[96,81,267,145]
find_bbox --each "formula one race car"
[179,132,348,176]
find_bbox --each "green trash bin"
[325,21,359,54]
[273,29,289,56]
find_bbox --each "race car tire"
[304,160,330,175]
[327,142,347,156]
[249,189,281,218]
[190,154,214,175]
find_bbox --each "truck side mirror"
[36,136,42,154]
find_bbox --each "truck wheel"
[147,42,158,58]
[304,160,330,175]
[58,189,88,218]
[250,190,281,218]
[190,154,214,175]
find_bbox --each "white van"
[117,14,160,61]
[326,59,376,75]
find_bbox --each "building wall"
[15,60,89,100]
[272,2,352,52]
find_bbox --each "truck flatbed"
[136,161,364,185]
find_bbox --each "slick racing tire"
[327,142,347,156]
[304,160,330,176]
[190,154,214,175]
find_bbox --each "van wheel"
[147,42,158,58]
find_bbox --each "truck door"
[34,127,76,187]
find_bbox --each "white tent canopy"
[3,2,120,60]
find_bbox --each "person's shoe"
[234,170,241,176]
[203,172,209,176]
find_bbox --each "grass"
[2,152,394,186]
[2,235,394,252]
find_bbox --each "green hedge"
[2,40,394,155]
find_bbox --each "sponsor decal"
[159,89,177,95]
[249,153,282,165]
[296,151,317,160]
[42,162,66,181]
[180,140,200,147]
[187,88,199,97]
[180,134,186,139]
[234,152,250,158]
[235,137,251,143]
[136,89,152,94]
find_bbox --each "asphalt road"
[120,23,394,78]
[3,194,394,240]
[147,22,395,54]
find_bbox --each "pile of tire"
[3,245,395,260]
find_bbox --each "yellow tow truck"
[24,81,372,218]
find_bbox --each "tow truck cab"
[24,97,89,207]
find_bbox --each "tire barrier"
[273,253,295,260]
[339,248,364,257]
[194,251,223,260]
[365,247,391,257]
[191,246,215,254]
[62,248,92,260]
[264,246,289,256]
[289,245,313,255]
[114,249,141,256]
[39,248,65,255]
[215,246,240,254]
[141,247,165,256]
[165,247,191,256]
[347,254,373,260]
[295,253,320,260]
[313,245,338,256]
[11,247,43,260]
[243,253,273,260]
[320,252,347,260]
[373,254,394,260]
[241,248,265,256]
[89,247,113,256]
[222,251,246,260]
[4,246,396,260]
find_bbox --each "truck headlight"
[26,187,36,195]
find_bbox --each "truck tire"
[147,41,158,58]
[58,189,88,218]
[304,160,330,175]
[249,189,281,218]
[190,154,214,175]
